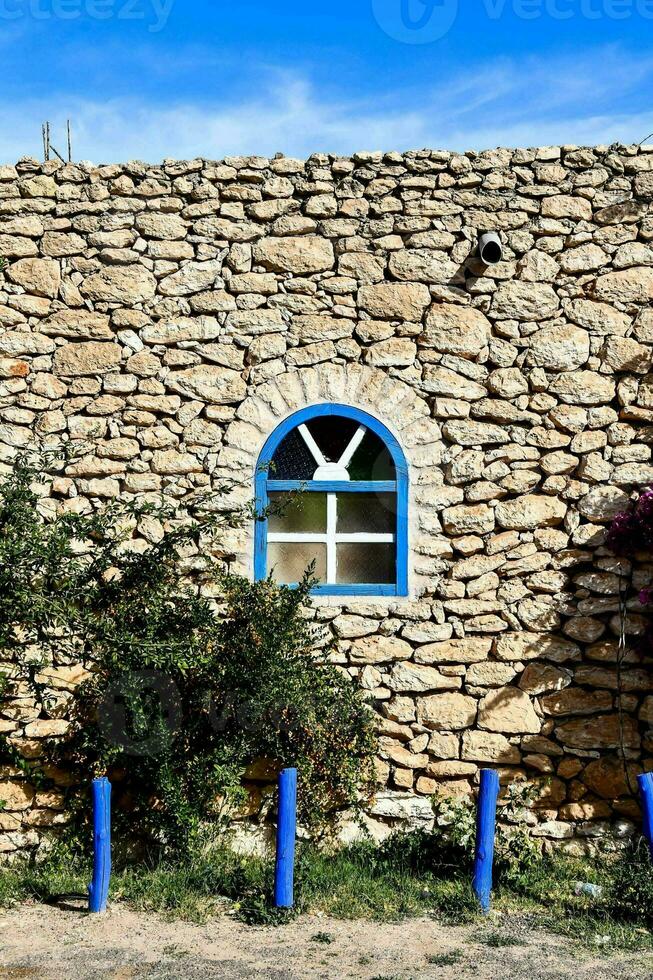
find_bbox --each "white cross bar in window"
[298,423,368,470]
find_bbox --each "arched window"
[255,404,408,596]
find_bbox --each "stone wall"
[1,142,653,855]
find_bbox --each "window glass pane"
[269,427,315,480]
[337,543,395,584]
[268,416,397,482]
[348,430,396,481]
[267,492,327,534]
[306,416,359,464]
[268,542,326,584]
[338,493,396,534]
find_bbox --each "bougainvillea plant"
[606,488,653,641]
[607,489,653,562]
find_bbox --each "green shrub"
[72,570,377,855]
[0,455,376,857]
[430,784,541,888]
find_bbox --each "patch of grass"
[0,844,89,908]
[297,832,480,925]
[433,883,477,925]
[0,834,475,926]
[493,845,653,954]
[162,944,189,959]
[115,846,296,926]
[295,839,473,923]
[475,931,526,948]
[427,949,463,966]
[1,830,653,956]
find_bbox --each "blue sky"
[1,0,652,162]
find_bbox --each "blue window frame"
[255,403,409,597]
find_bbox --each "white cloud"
[1,46,652,163]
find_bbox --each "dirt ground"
[0,902,651,980]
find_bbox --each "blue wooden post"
[88,777,111,913]
[638,772,653,857]
[274,768,297,908]
[472,768,500,914]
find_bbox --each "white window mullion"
[298,424,326,467]
[338,426,366,469]
[326,493,337,584]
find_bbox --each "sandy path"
[0,902,651,979]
